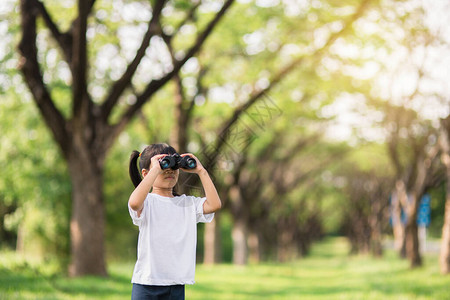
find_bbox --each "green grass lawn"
[1,237,449,299]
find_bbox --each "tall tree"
[340,168,392,256]
[439,115,450,274]
[164,0,375,263]
[18,0,234,276]
[384,104,440,267]
[362,0,448,264]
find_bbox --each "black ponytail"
[129,150,142,188]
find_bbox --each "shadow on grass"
[191,281,356,298]
[367,270,450,299]
[0,264,132,299]
[51,273,131,297]
[0,266,54,294]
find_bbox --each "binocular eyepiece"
[159,153,197,170]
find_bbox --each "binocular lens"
[185,159,196,169]
[158,154,196,170]
[160,159,171,169]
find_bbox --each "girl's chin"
[162,184,177,189]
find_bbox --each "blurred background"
[1,0,450,297]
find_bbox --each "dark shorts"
[131,283,185,300]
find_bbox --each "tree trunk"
[370,221,383,258]
[404,147,437,268]
[203,221,215,264]
[405,217,422,268]
[439,150,450,274]
[392,182,407,258]
[67,144,107,276]
[277,230,293,262]
[248,230,260,264]
[440,187,450,274]
[369,196,384,257]
[439,119,450,274]
[232,219,248,265]
[170,75,190,154]
[203,215,222,264]
[277,217,297,262]
[229,183,249,265]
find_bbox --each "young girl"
[128,143,221,300]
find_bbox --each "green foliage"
[0,2,72,266]
[0,93,71,265]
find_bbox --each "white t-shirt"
[128,193,214,286]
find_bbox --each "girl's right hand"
[149,154,167,173]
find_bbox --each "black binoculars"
[159,153,197,170]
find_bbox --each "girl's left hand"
[180,153,205,174]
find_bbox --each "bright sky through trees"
[0,0,448,144]
[320,0,450,143]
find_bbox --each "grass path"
[1,237,449,299]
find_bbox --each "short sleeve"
[193,196,214,223]
[128,196,148,227]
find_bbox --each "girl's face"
[154,168,179,189]
[142,163,179,190]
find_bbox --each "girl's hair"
[129,143,178,188]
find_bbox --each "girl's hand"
[149,154,167,174]
[180,153,205,174]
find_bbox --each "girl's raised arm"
[198,168,222,214]
[128,154,165,215]
[181,154,222,214]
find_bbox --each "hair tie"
[139,152,141,157]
